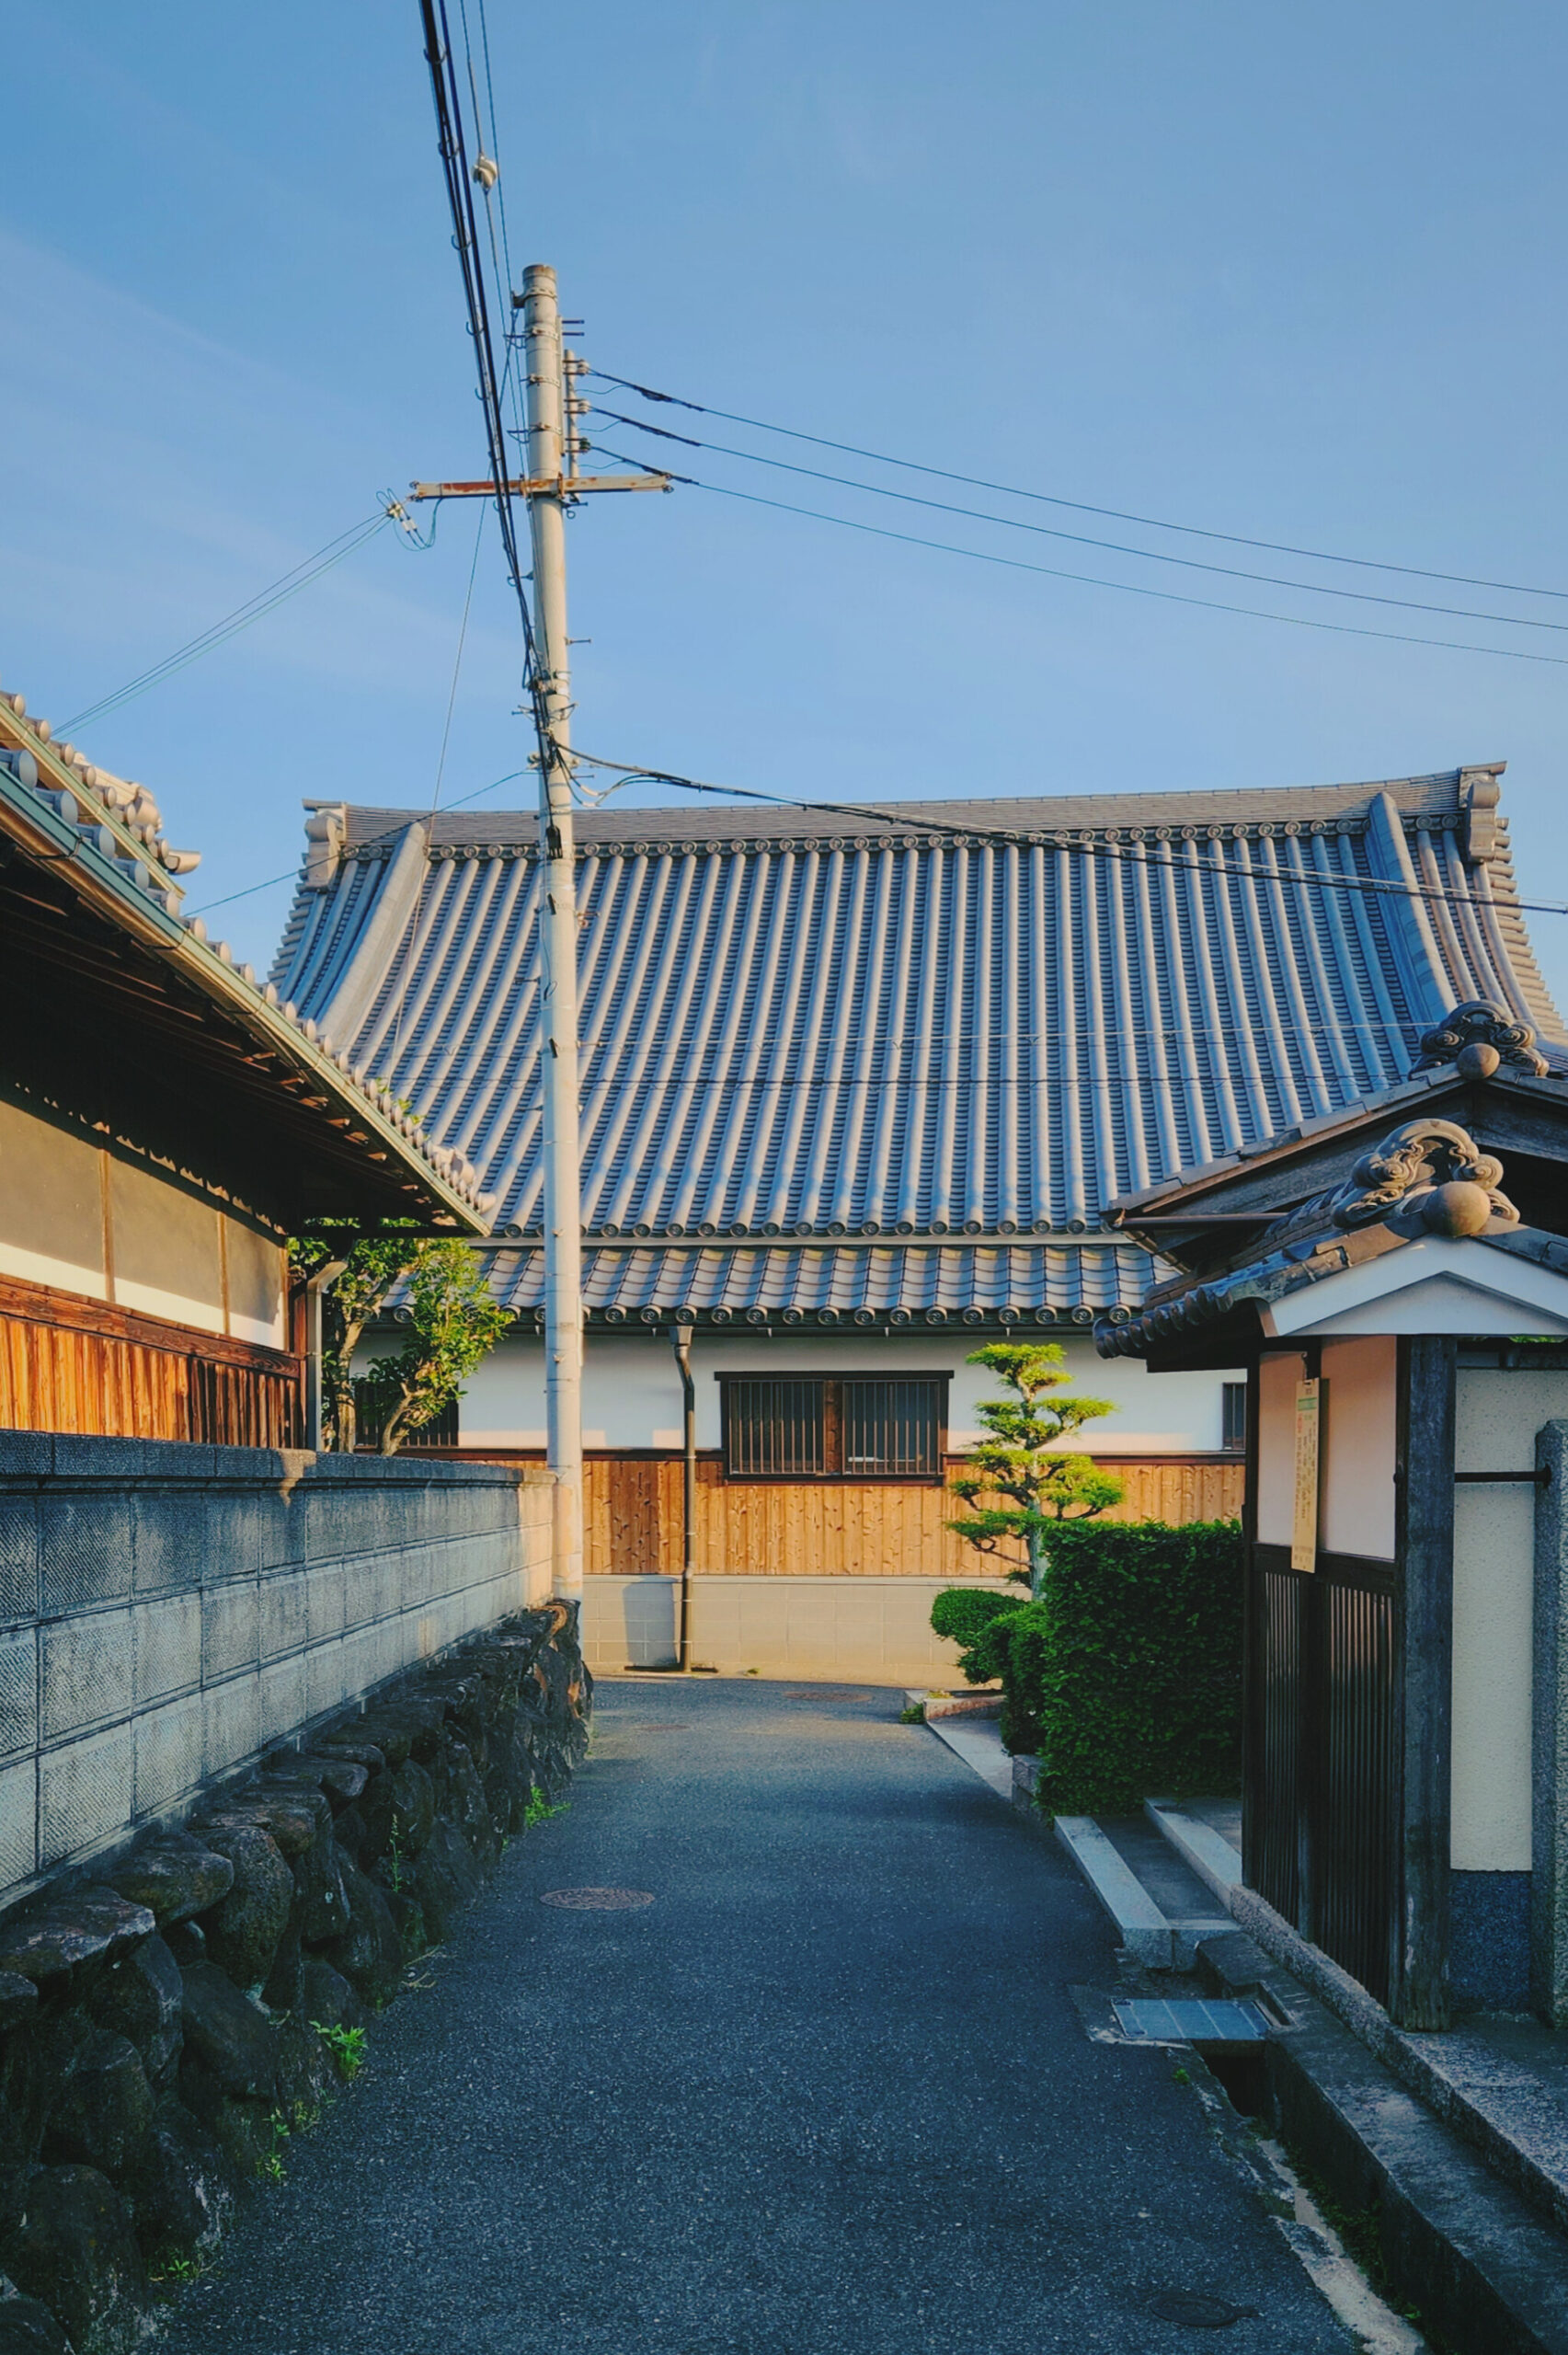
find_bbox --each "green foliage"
[523,1792,569,1829]
[289,1223,425,1453]
[313,2020,367,2081]
[945,1344,1123,1593]
[898,1704,927,1724]
[356,1239,512,1456]
[928,1585,1024,1685]
[990,1520,1244,1809]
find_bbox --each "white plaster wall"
[453,1327,1241,1454]
[1320,1338,1397,1561]
[0,1098,107,1300]
[1451,1368,1568,1873]
[1255,1350,1307,1546]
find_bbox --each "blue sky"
[3,3,1566,999]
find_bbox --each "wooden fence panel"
[0,1278,302,1448]
[426,1446,1246,1577]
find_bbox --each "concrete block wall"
[0,1432,553,1908]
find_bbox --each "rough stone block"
[0,1625,39,1759]
[0,1756,37,1891]
[0,2163,151,2355]
[133,1693,204,1820]
[38,1726,135,1871]
[38,1495,132,1614]
[201,1580,259,1683]
[132,1592,201,1709]
[40,1610,132,1743]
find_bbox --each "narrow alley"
[161,1683,1356,2355]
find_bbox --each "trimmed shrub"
[994,1521,1244,1812]
[928,1587,1023,1683]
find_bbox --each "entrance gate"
[1245,1547,1399,2007]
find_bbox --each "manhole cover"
[540,1888,655,1910]
[1147,2291,1258,2328]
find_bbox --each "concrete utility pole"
[411,267,670,1604]
[522,265,585,1604]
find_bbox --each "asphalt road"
[163,1678,1355,2355]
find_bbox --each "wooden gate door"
[1244,1548,1399,2006]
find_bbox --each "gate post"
[1394,1336,1455,2030]
[1532,1419,1568,2025]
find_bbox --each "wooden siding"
[406,1447,1243,1576]
[0,1274,303,1448]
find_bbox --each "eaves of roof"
[394,1238,1164,1328]
[0,767,492,1235]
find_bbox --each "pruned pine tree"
[946,1342,1123,1593]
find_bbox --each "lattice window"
[721,1373,944,1481]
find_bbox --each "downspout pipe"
[671,1323,697,1670]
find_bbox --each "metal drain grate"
[540,1887,655,1910]
[1113,1998,1269,2044]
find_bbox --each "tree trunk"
[1027,1527,1049,1601]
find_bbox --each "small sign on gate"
[1292,1377,1321,1572]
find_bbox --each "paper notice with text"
[1291,1378,1321,1573]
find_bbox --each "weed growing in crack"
[313,2020,367,2081]
[524,1792,569,1829]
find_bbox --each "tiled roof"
[271,765,1562,1320]
[455,1239,1162,1326]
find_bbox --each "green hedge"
[958,1522,1244,1812]
[928,1586,1024,1683]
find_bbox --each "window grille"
[721,1374,944,1480]
[1222,1381,1248,1453]
[724,1379,825,1476]
[842,1379,941,1476]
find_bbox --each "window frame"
[718,1370,950,1485]
[1221,1380,1248,1454]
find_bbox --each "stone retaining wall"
[0,1603,589,2354]
[0,1434,553,1911]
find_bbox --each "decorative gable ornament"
[1412,998,1549,1080]
[1330,1119,1518,1240]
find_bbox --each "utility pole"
[411,268,670,1605]
[523,262,584,1608]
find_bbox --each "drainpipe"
[671,1322,697,1670]
[303,1258,348,1451]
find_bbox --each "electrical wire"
[61,512,395,735]
[589,366,1568,605]
[558,735,1568,924]
[591,408,1568,637]
[184,763,532,918]
[591,445,1568,672]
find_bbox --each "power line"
[560,736,1568,924]
[61,512,395,735]
[185,764,530,916]
[591,407,1568,637]
[589,366,1568,605]
[592,446,1568,671]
